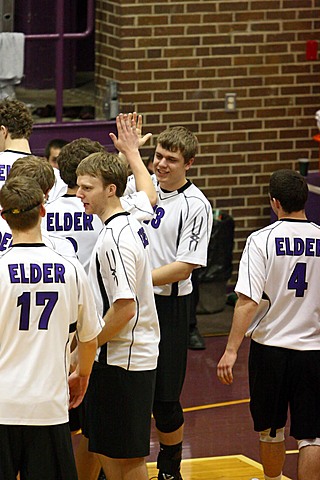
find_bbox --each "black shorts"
[0,423,77,480]
[249,340,320,439]
[69,403,84,433]
[154,294,191,402]
[83,361,156,459]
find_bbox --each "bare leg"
[156,424,184,445]
[98,454,148,480]
[259,441,286,478]
[74,434,101,480]
[298,445,320,480]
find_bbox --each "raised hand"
[109,113,140,156]
[134,112,152,148]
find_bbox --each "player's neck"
[278,210,307,221]
[5,137,31,154]
[67,186,78,195]
[158,177,188,192]
[99,198,124,223]
[11,228,43,244]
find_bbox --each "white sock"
[264,474,282,480]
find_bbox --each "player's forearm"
[119,150,157,205]
[225,294,258,354]
[128,151,157,205]
[152,261,197,286]
[98,299,136,346]
[76,337,98,377]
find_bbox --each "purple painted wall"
[14,0,78,88]
[30,121,118,156]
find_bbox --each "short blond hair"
[76,152,128,197]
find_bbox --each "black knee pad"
[153,400,184,433]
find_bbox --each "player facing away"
[0,176,102,480]
[76,146,160,480]
[0,99,33,187]
[217,169,320,480]
[125,125,213,480]
[0,155,77,258]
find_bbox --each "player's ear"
[39,203,46,218]
[106,183,117,197]
[0,125,8,136]
[185,157,194,171]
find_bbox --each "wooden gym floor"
[146,331,299,480]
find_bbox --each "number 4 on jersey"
[287,262,308,297]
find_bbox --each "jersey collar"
[159,179,191,194]
[104,211,130,226]
[3,150,32,156]
[279,218,309,222]
[12,243,46,247]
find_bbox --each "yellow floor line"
[182,398,250,413]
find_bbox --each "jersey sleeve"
[72,259,104,342]
[99,233,137,304]
[176,197,213,267]
[235,234,265,304]
[120,190,155,222]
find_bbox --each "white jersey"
[43,191,155,273]
[0,243,102,426]
[125,175,213,296]
[47,168,68,203]
[0,214,77,259]
[236,219,320,350]
[89,211,160,371]
[0,150,32,188]
[43,195,103,273]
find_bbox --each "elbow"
[181,263,197,281]
[181,270,191,281]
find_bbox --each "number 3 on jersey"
[287,262,308,297]
[144,206,165,229]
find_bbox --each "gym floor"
[146,312,299,480]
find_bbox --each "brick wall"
[95,0,320,283]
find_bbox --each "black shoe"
[188,327,206,350]
[158,472,183,480]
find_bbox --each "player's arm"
[98,298,136,347]
[216,293,258,386]
[68,336,97,409]
[109,113,156,205]
[152,261,197,286]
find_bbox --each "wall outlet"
[225,93,237,112]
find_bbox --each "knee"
[153,401,184,433]
[259,427,285,443]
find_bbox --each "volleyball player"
[44,115,156,479]
[0,175,102,480]
[217,169,320,480]
[125,125,213,480]
[0,98,32,187]
[0,98,65,201]
[1,155,77,258]
[76,138,160,479]
[43,138,106,273]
